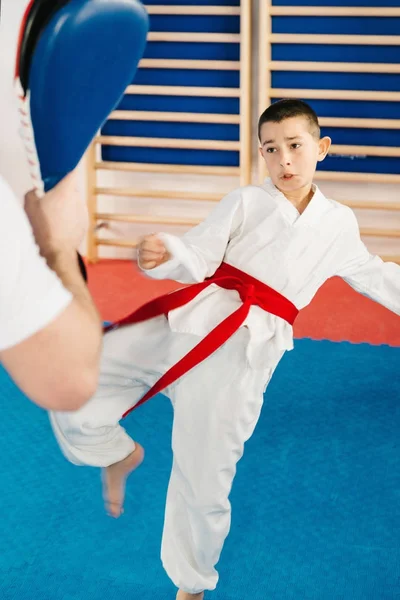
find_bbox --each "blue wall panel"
[318,156,400,174]
[103,120,239,141]
[273,17,400,35]
[269,2,400,175]
[133,68,240,88]
[102,2,400,175]
[149,15,240,33]
[117,94,240,115]
[102,4,242,168]
[272,72,400,92]
[101,146,240,167]
[272,45,400,64]
[320,128,400,148]
[143,41,240,60]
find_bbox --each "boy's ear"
[318,136,331,162]
[258,146,264,158]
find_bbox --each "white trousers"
[49,317,272,594]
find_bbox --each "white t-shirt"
[0,175,72,352]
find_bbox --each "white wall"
[0,0,33,198]
[1,0,398,261]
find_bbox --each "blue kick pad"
[0,339,399,599]
[19,0,148,191]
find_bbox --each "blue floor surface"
[1,339,399,599]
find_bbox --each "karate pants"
[49,316,272,593]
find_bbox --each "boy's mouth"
[281,173,295,180]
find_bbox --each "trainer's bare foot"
[176,591,204,600]
[102,443,144,518]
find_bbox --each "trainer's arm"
[0,174,102,411]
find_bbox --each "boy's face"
[259,116,331,195]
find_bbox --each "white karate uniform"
[49,178,400,594]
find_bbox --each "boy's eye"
[291,143,301,149]
[266,147,276,153]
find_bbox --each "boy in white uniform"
[50,100,400,600]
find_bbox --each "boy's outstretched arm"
[335,210,400,316]
[137,188,244,283]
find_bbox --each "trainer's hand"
[24,170,87,257]
[138,234,171,269]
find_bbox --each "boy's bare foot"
[176,591,204,600]
[102,443,144,518]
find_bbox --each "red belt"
[104,262,298,418]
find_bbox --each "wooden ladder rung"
[314,172,400,184]
[96,135,240,151]
[148,32,240,43]
[95,188,221,201]
[109,110,240,124]
[96,213,201,226]
[270,7,400,17]
[270,34,400,46]
[96,238,139,248]
[144,5,241,16]
[360,228,400,238]
[319,117,400,130]
[270,88,400,102]
[126,85,241,98]
[139,59,240,70]
[340,200,400,211]
[383,256,400,264]
[270,61,400,75]
[94,162,241,176]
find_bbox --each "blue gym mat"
[0,339,399,599]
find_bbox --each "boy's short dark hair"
[258,99,320,141]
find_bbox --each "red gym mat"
[87,259,400,347]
